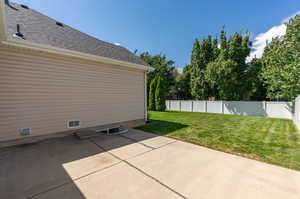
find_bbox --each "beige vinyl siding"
[0,47,145,141]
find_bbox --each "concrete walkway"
[1,129,300,199]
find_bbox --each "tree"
[148,77,157,111]
[175,65,192,100]
[246,58,267,100]
[206,59,241,100]
[190,36,215,99]
[260,15,300,100]
[155,77,166,111]
[139,52,175,101]
[212,38,220,60]
[189,30,252,100]
[190,39,203,99]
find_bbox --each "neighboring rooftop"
[4,2,148,66]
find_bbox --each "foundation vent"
[68,120,81,128]
[20,128,31,136]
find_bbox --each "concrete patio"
[1,129,300,199]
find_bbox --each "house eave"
[1,39,154,72]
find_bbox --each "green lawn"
[136,111,300,171]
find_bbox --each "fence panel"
[166,100,294,120]
[181,101,193,112]
[169,100,181,111]
[207,101,223,113]
[223,101,266,116]
[266,102,293,119]
[192,101,206,112]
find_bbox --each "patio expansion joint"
[27,138,179,199]
[26,161,123,199]
[89,138,187,199]
[118,134,156,150]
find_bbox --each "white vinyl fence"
[166,100,293,119]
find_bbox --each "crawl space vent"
[68,120,80,128]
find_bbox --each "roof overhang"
[1,39,154,72]
[0,1,153,72]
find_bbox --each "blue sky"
[12,0,300,68]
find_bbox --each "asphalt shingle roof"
[4,2,148,66]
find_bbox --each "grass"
[136,111,300,171]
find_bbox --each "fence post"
[221,101,224,114]
[191,101,194,112]
[205,101,207,113]
[179,100,181,112]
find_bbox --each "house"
[0,1,153,145]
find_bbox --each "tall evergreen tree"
[155,77,166,111]
[190,39,203,99]
[212,38,220,60]
[190,37,215,99]
[205,31,252,100]
[148,77,157,111]
[219,29,229,60]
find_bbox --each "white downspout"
[144,72,148,121]
[0,0,7,42]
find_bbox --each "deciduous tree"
[261,15,300,100]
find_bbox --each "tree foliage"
[247,58,267,100]
[148,77,157,111]
[155,77,166,111]
[175,65,192,100]
[139,17,300,102]
[189,30,252,100]
[139,52,175,100]
[190,36,216,99]
[260,15,300,100]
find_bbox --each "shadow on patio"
[0,126,181,199]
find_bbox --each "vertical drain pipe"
[144,72,148,121]
[0,0,8,41]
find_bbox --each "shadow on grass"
[136,120,188,136]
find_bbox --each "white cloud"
[247,11,300,62]
[114,43,121,46]
[247,24,286,62]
